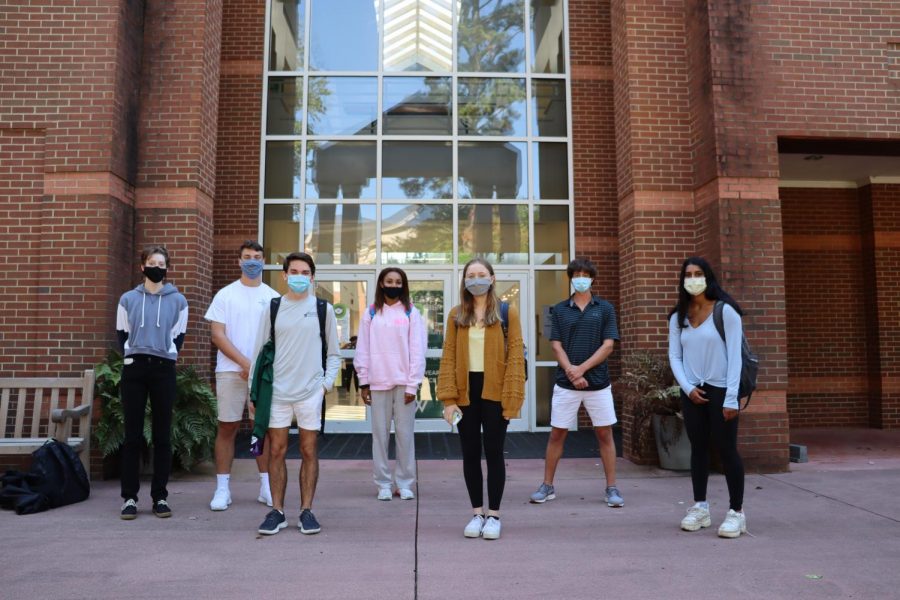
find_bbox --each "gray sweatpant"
[370,386,417,491]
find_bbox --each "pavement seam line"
[414,456,420,600]
[761,474,900,524]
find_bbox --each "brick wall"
[136,0,222,374]
[782,187,869,426]
[215,0,268,293]
[864,184,900,428]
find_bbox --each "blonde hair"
[455,258,501,328]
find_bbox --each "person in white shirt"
[205,241,280,511]
[251,252,340,536]
[668,256,747,539]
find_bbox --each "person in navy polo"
[529,258,623,508]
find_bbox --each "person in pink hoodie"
[354,267,427,501]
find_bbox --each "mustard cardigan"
[436,305,526,419]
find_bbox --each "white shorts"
[215,372,250,423]
[550,384,617,429]
[269,388,325,431]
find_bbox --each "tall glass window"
[261,0,573,429]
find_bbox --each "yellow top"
[467,325,485,372]
[437,305,526,419]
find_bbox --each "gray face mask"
[464,277,492,296]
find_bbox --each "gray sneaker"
[605,486,624,507]
[530,483,556,504]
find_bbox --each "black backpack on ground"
[713,301,759,408]
[0,439,90,515]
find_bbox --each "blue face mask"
[572,277,592,293]
[287,274,311,293]
[241,259,264,279]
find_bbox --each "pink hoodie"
[354,301,427,394]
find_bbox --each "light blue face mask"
[287,274,311,293]
[572,276,592,293]
[464,277,492,297]
[240,259,264,279]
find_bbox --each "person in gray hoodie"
[115,246,189,520]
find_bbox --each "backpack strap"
[269,297,282,345]
[317,298,328,434]
[499,301,509,339]
[713,301,726,343]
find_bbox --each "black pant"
[681,384,745,511]
[457,373,509,512]
[120,355,176,502]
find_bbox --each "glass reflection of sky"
[307,77,378,135]
[310,0,378,71]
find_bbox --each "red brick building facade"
[2,0,898,475]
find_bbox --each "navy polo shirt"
[550,295,619,390]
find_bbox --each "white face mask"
[684,277,707,296]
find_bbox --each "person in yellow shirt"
[437,258,525,540]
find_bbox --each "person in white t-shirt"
[204,241,280,511]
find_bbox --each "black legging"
[120,355,176,503]
[457,372,509,512]
[681,383,744,511]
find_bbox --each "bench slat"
[49,388,59,423]
[14,388,26,437]
[0,438,84,453]
[31,388,43,438]
[0,389,9,437]
[0,378,86,388]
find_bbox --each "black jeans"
[681,384,745,511]
[120,355,176,502]
[457,373,509,512]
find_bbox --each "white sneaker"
[257,487,273,507]
[717,509,747,538]
[377,488,392,501]
[398,488,415,500]
[210,488,231,511]
[463,514,485,538]
[482,516,501,540]
[680,505,711,531]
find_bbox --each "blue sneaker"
[258,509,287,535]
[605,486,624,507]
[530,483,556,504]
[298,509,321,535]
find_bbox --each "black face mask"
[143,266,167,283]
[383,286,402,300]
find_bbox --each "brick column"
[136,0,223,375]
[611,0,696,463]
[861,184,900,429]
[696,178,789,471]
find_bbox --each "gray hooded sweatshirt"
[116,283,189,361]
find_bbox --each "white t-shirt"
[204,280,280,372]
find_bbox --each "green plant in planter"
[93,349,218,472]
[617,352,682,457]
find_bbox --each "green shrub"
[93,349,218,471]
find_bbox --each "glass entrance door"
[315,271,375,432]
[409,271,454,432]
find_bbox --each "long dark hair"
[668,256,742,328]
[456,258,501,328]
[374,267,411,313]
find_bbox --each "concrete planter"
[652,414,691,471]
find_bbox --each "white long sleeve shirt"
[668,303,743,409]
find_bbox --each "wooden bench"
[0,370,95,477]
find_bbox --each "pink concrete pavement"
[2,430,899,599]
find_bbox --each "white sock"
[259,473,271,494]
[694,501,709,510]
[216,474,230,492]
